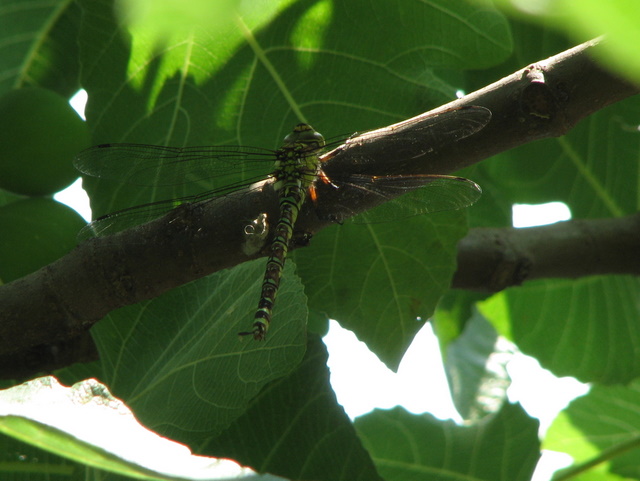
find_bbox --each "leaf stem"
[551,435,640,480]
[235,15,306,123]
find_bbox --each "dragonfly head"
[282,123,325,152]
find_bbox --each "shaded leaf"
[482,99,640,219]
[204,336,382,481]
[0,0,80,96]
[355,403,540,481]
[297,210,470,370]
[66,259,307,442]
[0,433,79,480]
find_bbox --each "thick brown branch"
[452,213,640,292]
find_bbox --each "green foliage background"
[0,0,639,480]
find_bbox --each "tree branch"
[0,38,638,379]
[453,213,640,292]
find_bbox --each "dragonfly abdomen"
[248,189,305,340]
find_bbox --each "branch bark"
[453,213,640,292]
[1,38,638,378]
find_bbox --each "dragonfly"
[74,105,491,340]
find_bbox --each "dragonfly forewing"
[322,105,491,171]
[75,144,276,186]
[76,177,272,242]
[346,105,490,148]
[315,174,482,224]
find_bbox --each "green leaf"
[491,0,640,84]
[546,380,640,480]
[46,259,307,478]
[0,188,22,205]
[0,198,86,283]
[444,312,513,421]
[78,259,307,441]
[296,210,470,371]
[481,277,640,384]
[205,336,382,481]
[0,436,79,479]
[471,27,638,229]
[0,0,81,96]
[432,289,489,352]
[355,403,540,481]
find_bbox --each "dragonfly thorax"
[270,123,325,192]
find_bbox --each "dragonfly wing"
[351,105,490,149]
[401,105,492,149]
[77,200,179,242]
[322,106,491,169]
[318,174,482,224]
[77,180,266,241]
[74,144,276,187]
[75,143,277,241]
